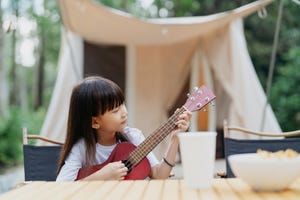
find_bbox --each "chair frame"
[22,127,63,181]
[221,120,300,178]
[223,120,300,138]
[22,127,64,145]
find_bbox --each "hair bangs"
[96,80,125,115]
[101,89,124,114]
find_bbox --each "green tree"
[0,0,61,168]
[0,0,9,118]
[270,48,300,131]
[28,1,61,110]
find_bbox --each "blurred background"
[0,0,299,192]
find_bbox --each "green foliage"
[94,0,136,13]
[27,0,62,108]
[0,0,61,170]
[270,48,300,131]
[246,1,300,131]
[152,0,201,17]
[0,107,45,170]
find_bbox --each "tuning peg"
[210,102,215,106]
[187,93,190,97]
[193,86,199,91]
[197,89,203,95]
[205,97,210,102]
[196,103,202,108]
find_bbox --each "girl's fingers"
[118,168,128,180]
[122,167,128,173]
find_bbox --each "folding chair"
[22,128,63,181]
[222,120,300,178]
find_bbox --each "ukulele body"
[76,142,151,180]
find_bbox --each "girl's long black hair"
[58,76,126,171]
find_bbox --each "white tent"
[40,0,281,158]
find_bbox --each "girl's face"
[93,104,128,135]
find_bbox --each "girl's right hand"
[95,161,128,180]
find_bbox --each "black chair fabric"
[23,145,62,181]
[224,137,300,178]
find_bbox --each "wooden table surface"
[1,178,300,200]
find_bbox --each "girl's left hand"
[174,110,192,133]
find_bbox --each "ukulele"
[76,85,216,180]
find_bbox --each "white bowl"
[228,153,300,191]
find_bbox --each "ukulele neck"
[128,106,186,165]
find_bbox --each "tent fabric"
[40,0,281,158]
[39,30,83,143]
[201,19,281,138]
[59,0,273,45]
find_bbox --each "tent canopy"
[41,0,281,158]
[59,0,273,45]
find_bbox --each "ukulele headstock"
[183,86,216,112]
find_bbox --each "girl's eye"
[112,107,119,113]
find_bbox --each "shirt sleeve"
[56,140,84,182]
[123,127,159,167]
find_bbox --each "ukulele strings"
[132,90,198,163]
[126,89,198,167]
[128,107,186,165]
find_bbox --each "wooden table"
[1,178,300,200]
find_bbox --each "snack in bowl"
[257,148,298,159]
[228,149,300,191]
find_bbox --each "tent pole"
[260,0,284,131]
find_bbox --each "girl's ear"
[92,117,100,129]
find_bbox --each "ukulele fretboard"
[127,107,186,165]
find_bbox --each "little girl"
[56,76,191,181]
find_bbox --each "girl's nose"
[121,105,128,117]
